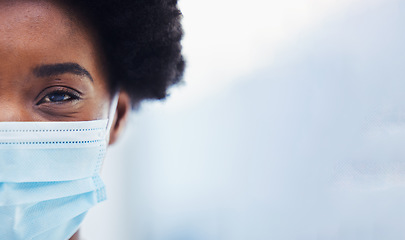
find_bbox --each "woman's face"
[0,0,111,122]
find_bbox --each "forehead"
[0,0,104,80]
[0,1,88,51]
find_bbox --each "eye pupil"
[49,93,69,102]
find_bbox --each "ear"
[108,91,131,145]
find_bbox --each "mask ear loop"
[106,92,120,140]
[99,93,120,174]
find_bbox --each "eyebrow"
[32,63,94,82]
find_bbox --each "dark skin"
[0,0,131,239]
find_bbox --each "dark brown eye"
[37,90,80,105]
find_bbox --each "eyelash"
[36,88,81,105]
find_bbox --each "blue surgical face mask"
[0,95,118,240]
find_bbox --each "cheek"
[83,82,112,120]
[82,98,110,120]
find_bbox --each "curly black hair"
[63,0,185,106]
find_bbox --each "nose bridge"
[0,66,35,122]
[0,98,32,122]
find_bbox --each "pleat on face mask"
[0,95,118,240]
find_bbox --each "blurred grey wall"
[82,0,405,239]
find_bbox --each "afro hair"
[65,0,185,106]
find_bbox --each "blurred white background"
[83,0,405,239]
